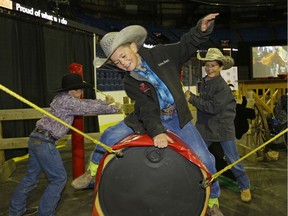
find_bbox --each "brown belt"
[35,128,56,140]
[161,105,176,115]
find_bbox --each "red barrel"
[92,131,211,216]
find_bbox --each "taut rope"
[0,84,123,157]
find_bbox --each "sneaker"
[22,207,38,216]
[71,171,94,189]
[241,189,252,202]
[85,179,96,189]
[206,204,224,216]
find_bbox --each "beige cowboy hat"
[96,25,147,68]
[197,48,234,70]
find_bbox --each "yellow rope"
[180,80,287,186]
[181,81,188,92]
[0,84,123,157]
[5,82,285,182]
[95,88,126,117]
[210,128,288,182]
[95,88,108,97]
[13,144,67,162]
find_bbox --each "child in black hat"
[9,73,120,216]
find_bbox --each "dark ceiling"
[11,0,287,29]
[76,0,287,28]
[7,0,288,46]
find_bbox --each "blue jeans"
[205,140,251,191]
[9,130,67,216]
[91,113,220,198]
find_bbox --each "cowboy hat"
[51,73,92,92]
[197,48,234,70]
[97,25,147,68]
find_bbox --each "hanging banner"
[0,0,68,25]
[0,0,107,35]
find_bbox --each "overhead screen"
[251,45,287,78]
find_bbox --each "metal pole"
[93,33,97,95]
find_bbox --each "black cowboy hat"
[51,73,92,92]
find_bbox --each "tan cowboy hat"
[197,48,234,70]
[97,25,147,68]
[51,73,92,92]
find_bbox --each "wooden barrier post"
[0,108,47,183]
[0,117,16,183]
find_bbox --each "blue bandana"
[134,59,174,109]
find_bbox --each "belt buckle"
[35,128,55,140]
[162,105,175,115]
[37,128,44,133]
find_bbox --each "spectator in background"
[185,48,252,202]
[261,94,288,161]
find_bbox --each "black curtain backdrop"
[0,14,99,159]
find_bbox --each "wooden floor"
[0,134,287,216]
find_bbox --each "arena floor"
[0,133,286,216]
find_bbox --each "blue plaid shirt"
[134,59,174,109]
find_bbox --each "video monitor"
[251,45,287,78]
